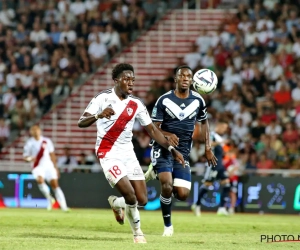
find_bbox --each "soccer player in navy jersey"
[144,65,217,236]
[191,121,231,216]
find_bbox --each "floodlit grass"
[0,208,299,250]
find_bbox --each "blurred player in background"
[192,121,230,216]
[144,65,217,236]
[77,63,184,243]
[23,124,69,211]
[223,145,239,214]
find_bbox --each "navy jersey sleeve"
[196,95,207,122]
[151,96,164,122]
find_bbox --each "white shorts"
[99,152,145,188]
[32,165,58,182]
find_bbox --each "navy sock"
[196,184,208,205]
[220,185,230,207]
[160,195,172,227]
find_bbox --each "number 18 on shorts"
[99,155,145,188]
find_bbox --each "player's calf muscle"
[173,187,189,201]
[130,180,148,206]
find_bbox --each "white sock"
[125,203,142,235]
[38,183,52,200]
[54,187,68,210]
[113,197,126,209]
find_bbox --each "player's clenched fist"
[98,107,115,119]
[166,134,179,147]
[170,149,185,167]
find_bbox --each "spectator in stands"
[245,153,257,171]
[184,44,202,70]
[0,3,15,27]
[102,24,121,56]
[256,151,273,176]
[143,0,158,27]
[0,118,9,150]
[265,120,282,135]
[59,24,77,44]
[231,118,249,143]
[23,92,39,121]
[30,23,48,43]
[282,122,299,143]
[8,99,27,130]
[195,29,211,55]
[33,59,50,77]
[57,146,78,173]
[53,77,71,100]
[88,35,107,69]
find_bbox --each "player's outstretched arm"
[201,119,218,167]
[23,156,35,162]
[144,123,185,166]
[23,142,35,162]
[153,122,179,147]
[78,108,115,128]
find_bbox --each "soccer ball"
[193,69,218,95]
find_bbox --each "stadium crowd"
[140,0,300,175]
[0,0,166,151]
[1,0,300,175]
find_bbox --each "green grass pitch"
[0,208,299,250]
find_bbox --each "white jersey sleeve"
[83,92,104,115]
[135,99,152,126]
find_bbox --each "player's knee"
[123,191,137,205]
[49,179,59,189]
[36,176,44,184]
[161,182,173,197]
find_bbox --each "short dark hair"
[175,65,193,75]
[112,63,134,80]
[217,120,229,125]
[30,124,40,128]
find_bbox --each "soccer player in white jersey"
[23,124,69,211]
[78,63,184,244]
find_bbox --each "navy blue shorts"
[202,166,228,183]
[151,147,191,189]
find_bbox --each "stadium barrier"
[0,172,299,214]
[2,162,300,175]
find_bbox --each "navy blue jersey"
[151,90,207,159]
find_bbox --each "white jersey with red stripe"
[83,88,152,159]
[23,136,55,168]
